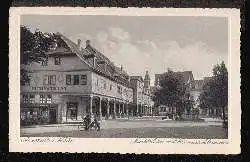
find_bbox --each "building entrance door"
[49,108,57,124]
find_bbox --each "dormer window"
[41,59,48,66]
[54,56,61,65]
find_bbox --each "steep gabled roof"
[56,33,130,86]
[155,71,194,84]
[85,44,129,77]
[57,32,93,68]
[175,71,194,83]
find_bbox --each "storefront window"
[26,111,31,119]
[23,94,29,103]
[20,112,26,120]
[40,94,46,103]
[20,107,50,125]
[29,94,35,103]
[39,94,52,104]
[40,108,49,119]
[67,103,77,120]
[47,94,52,103]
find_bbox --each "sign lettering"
[32,87,67,92]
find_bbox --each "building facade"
[20,33,154,125]
[130,71,154,117]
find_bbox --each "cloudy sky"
[21,15,228,85]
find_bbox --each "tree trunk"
[222,106,228,129]
[171,106,174,120]
[222,106,225,121]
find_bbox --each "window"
[67,103,78,120]
[66,75,87,85]
[73,75,79,85]
[80,75,87,85]
[41,58,48,66]
[48,75,56,85]
[54,57,61,65]
[66,75,71,85]
[40,94,46,103]
[43,75,48,85]
[96,78,99,86]
[43,75,56,85]
[117,86,122,94]
[47,94,52,103]
[29,94,35,103]
[22,94,36,103]
[40,94,52,104]
[23,94,29,103]
[103,81,107,89]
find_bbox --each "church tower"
[144,70,151,89]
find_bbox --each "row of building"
[20,33,154,125]
[20,32,216,125]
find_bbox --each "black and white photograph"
[9,8,240,154]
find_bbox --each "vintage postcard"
[9,7,241,154]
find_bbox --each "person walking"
[84,114,91,131]
[94,113,101,131]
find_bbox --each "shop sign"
[31,86,67,92]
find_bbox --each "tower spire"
[144,70,151,88]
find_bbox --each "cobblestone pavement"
[20,118,227,138]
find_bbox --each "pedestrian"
[84,114,91,131]
[94,113,101,131]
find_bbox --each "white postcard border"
[9,7,241,154]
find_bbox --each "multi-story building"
[130,71,154,117]
[20,33,154,125]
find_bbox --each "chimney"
[104,61,107,72]
[86,40,90,47]
[93,57,96,67]
[77,39,81,50]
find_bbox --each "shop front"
[20,103,58,126]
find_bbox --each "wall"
[23,55,89,71]
[21,54,93,94]
[21,70,92,94]
[91,72,133,103]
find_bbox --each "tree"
[183,93,194,117]
[20,26,58,84]
[152,69,188,119]
[199,61,228,123]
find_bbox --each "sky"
[21,15,228,85]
